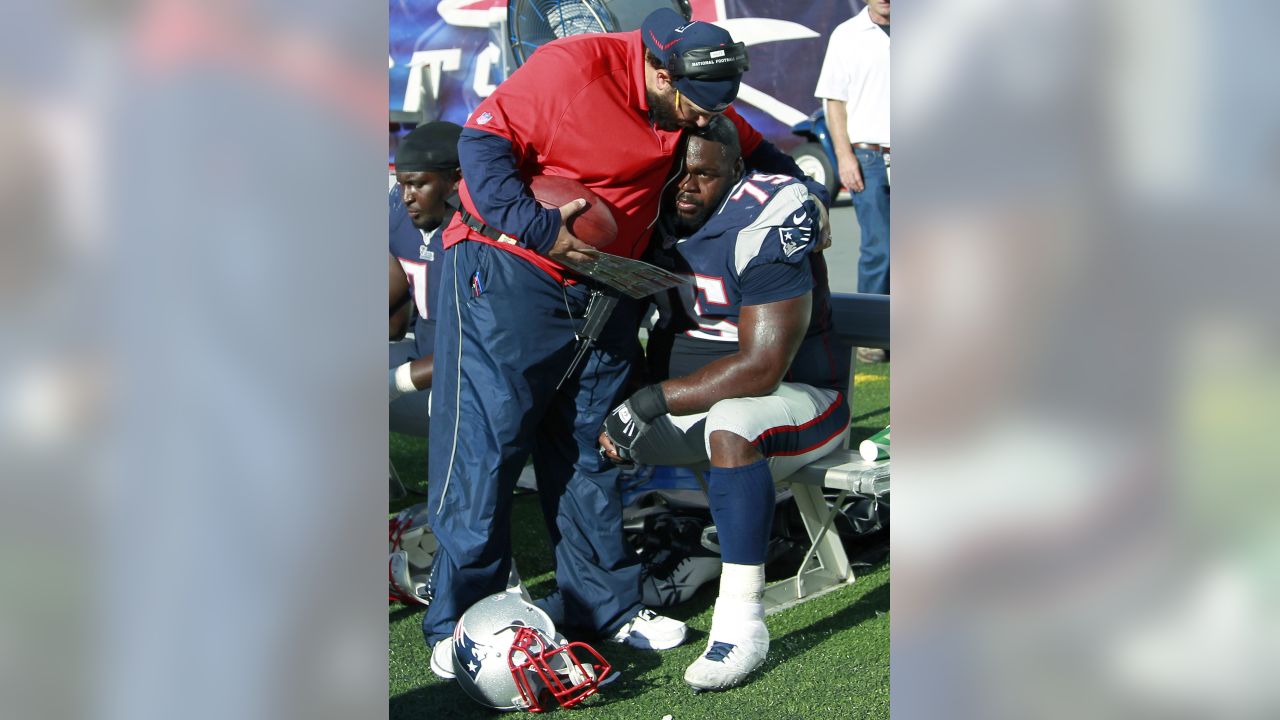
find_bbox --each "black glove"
[601,385,669,464]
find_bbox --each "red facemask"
[507,626,612,711]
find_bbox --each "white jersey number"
[686,275,736,341]
[397,258,429,320]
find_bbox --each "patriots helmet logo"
[779,225,812,257]
[453,628,483,680]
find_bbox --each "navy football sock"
[705,459,774,566]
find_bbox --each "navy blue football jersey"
[651,172,849,391]
[389,185,443,359]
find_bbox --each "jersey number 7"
[729,173,792,204]
[397,258,429,320]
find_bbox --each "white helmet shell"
[452,591,612,711]
[389,503,436,605]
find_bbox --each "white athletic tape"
[394,362,418,394]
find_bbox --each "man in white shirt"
[815,0,891,350]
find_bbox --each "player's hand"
[598,430,625,465]
[599,385,668,465]
[546,198,599,265]
[838,156,864,193]
[600,400,645,465]
[811,195,832,253]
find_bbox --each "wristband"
[628,384,669,424]
[394,362,417,394]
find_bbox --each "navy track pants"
[422,240,642,644]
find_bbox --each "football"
[529,175,618,249]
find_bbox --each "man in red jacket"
[423,8,828,679]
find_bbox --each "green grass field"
[390,361,889,719]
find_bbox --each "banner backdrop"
[388,0,863,155]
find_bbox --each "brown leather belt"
[853,142,890,153]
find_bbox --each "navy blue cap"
[394,121,463,172]
[641,8,744,113]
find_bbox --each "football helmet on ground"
[388,503,436,605]
[452,591,612,711]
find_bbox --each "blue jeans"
[850,148,890,295]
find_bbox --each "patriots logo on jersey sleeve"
[777,208,814,258]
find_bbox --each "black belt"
[853,142,890,153]
[454,208,515,244]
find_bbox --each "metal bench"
[760,292,890,613]
[762,452,890,615]
[389,294,890,613]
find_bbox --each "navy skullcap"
[395,121,463,172]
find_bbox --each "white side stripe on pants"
[436,243,464,514]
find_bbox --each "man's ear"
[654,68,674,91]
[450,168,462,192]
[733,156,745,182]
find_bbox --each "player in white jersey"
[599,116,851,692]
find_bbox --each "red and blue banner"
[389,0,862,152]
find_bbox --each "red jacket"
[442,29,764,282]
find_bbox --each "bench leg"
[763,483,856,615]
[390,459,407,500]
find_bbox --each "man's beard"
[671,195,709,236]
[672,213,700,236]
[647,88,684,131]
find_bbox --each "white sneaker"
[429,637,455,680]
[684,599,769,692]
[610,608,688,650]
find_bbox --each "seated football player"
[598,115,851,693]
[388,121,463,403]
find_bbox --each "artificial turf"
[389,361,889,718]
